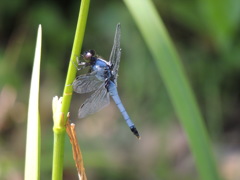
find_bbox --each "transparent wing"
[73,71,103,94]
[109,23,121,84]
[78,83,110,119]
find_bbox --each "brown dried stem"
[66,113,87,180]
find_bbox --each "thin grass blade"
[124,1,221,180]
[24,24,42,180]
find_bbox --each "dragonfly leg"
[72,58,90,71]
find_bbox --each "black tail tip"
[130,126,141,139]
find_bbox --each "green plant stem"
[52,130,66,180]
[62,0,90,121]
[52,0,90,179]
[124,0,221,180]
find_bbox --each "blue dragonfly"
[72,23,140,139]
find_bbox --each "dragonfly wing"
[109,23,121,84]
[73,71,102,94]
[78,83,110,119]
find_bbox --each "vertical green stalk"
[24,25,42,180]
[52,0,90,179]
[124,0,221,180]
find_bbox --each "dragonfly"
[72,23,140,139]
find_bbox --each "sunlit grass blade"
[24,24,42,180]
[124,0,221,180]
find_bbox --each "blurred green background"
[1,0,240,179]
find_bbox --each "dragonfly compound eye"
[83,52,92,61]
[83,50,96,61]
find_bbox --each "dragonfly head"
[82,50,96,62]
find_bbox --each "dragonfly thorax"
[92,58,112,82]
